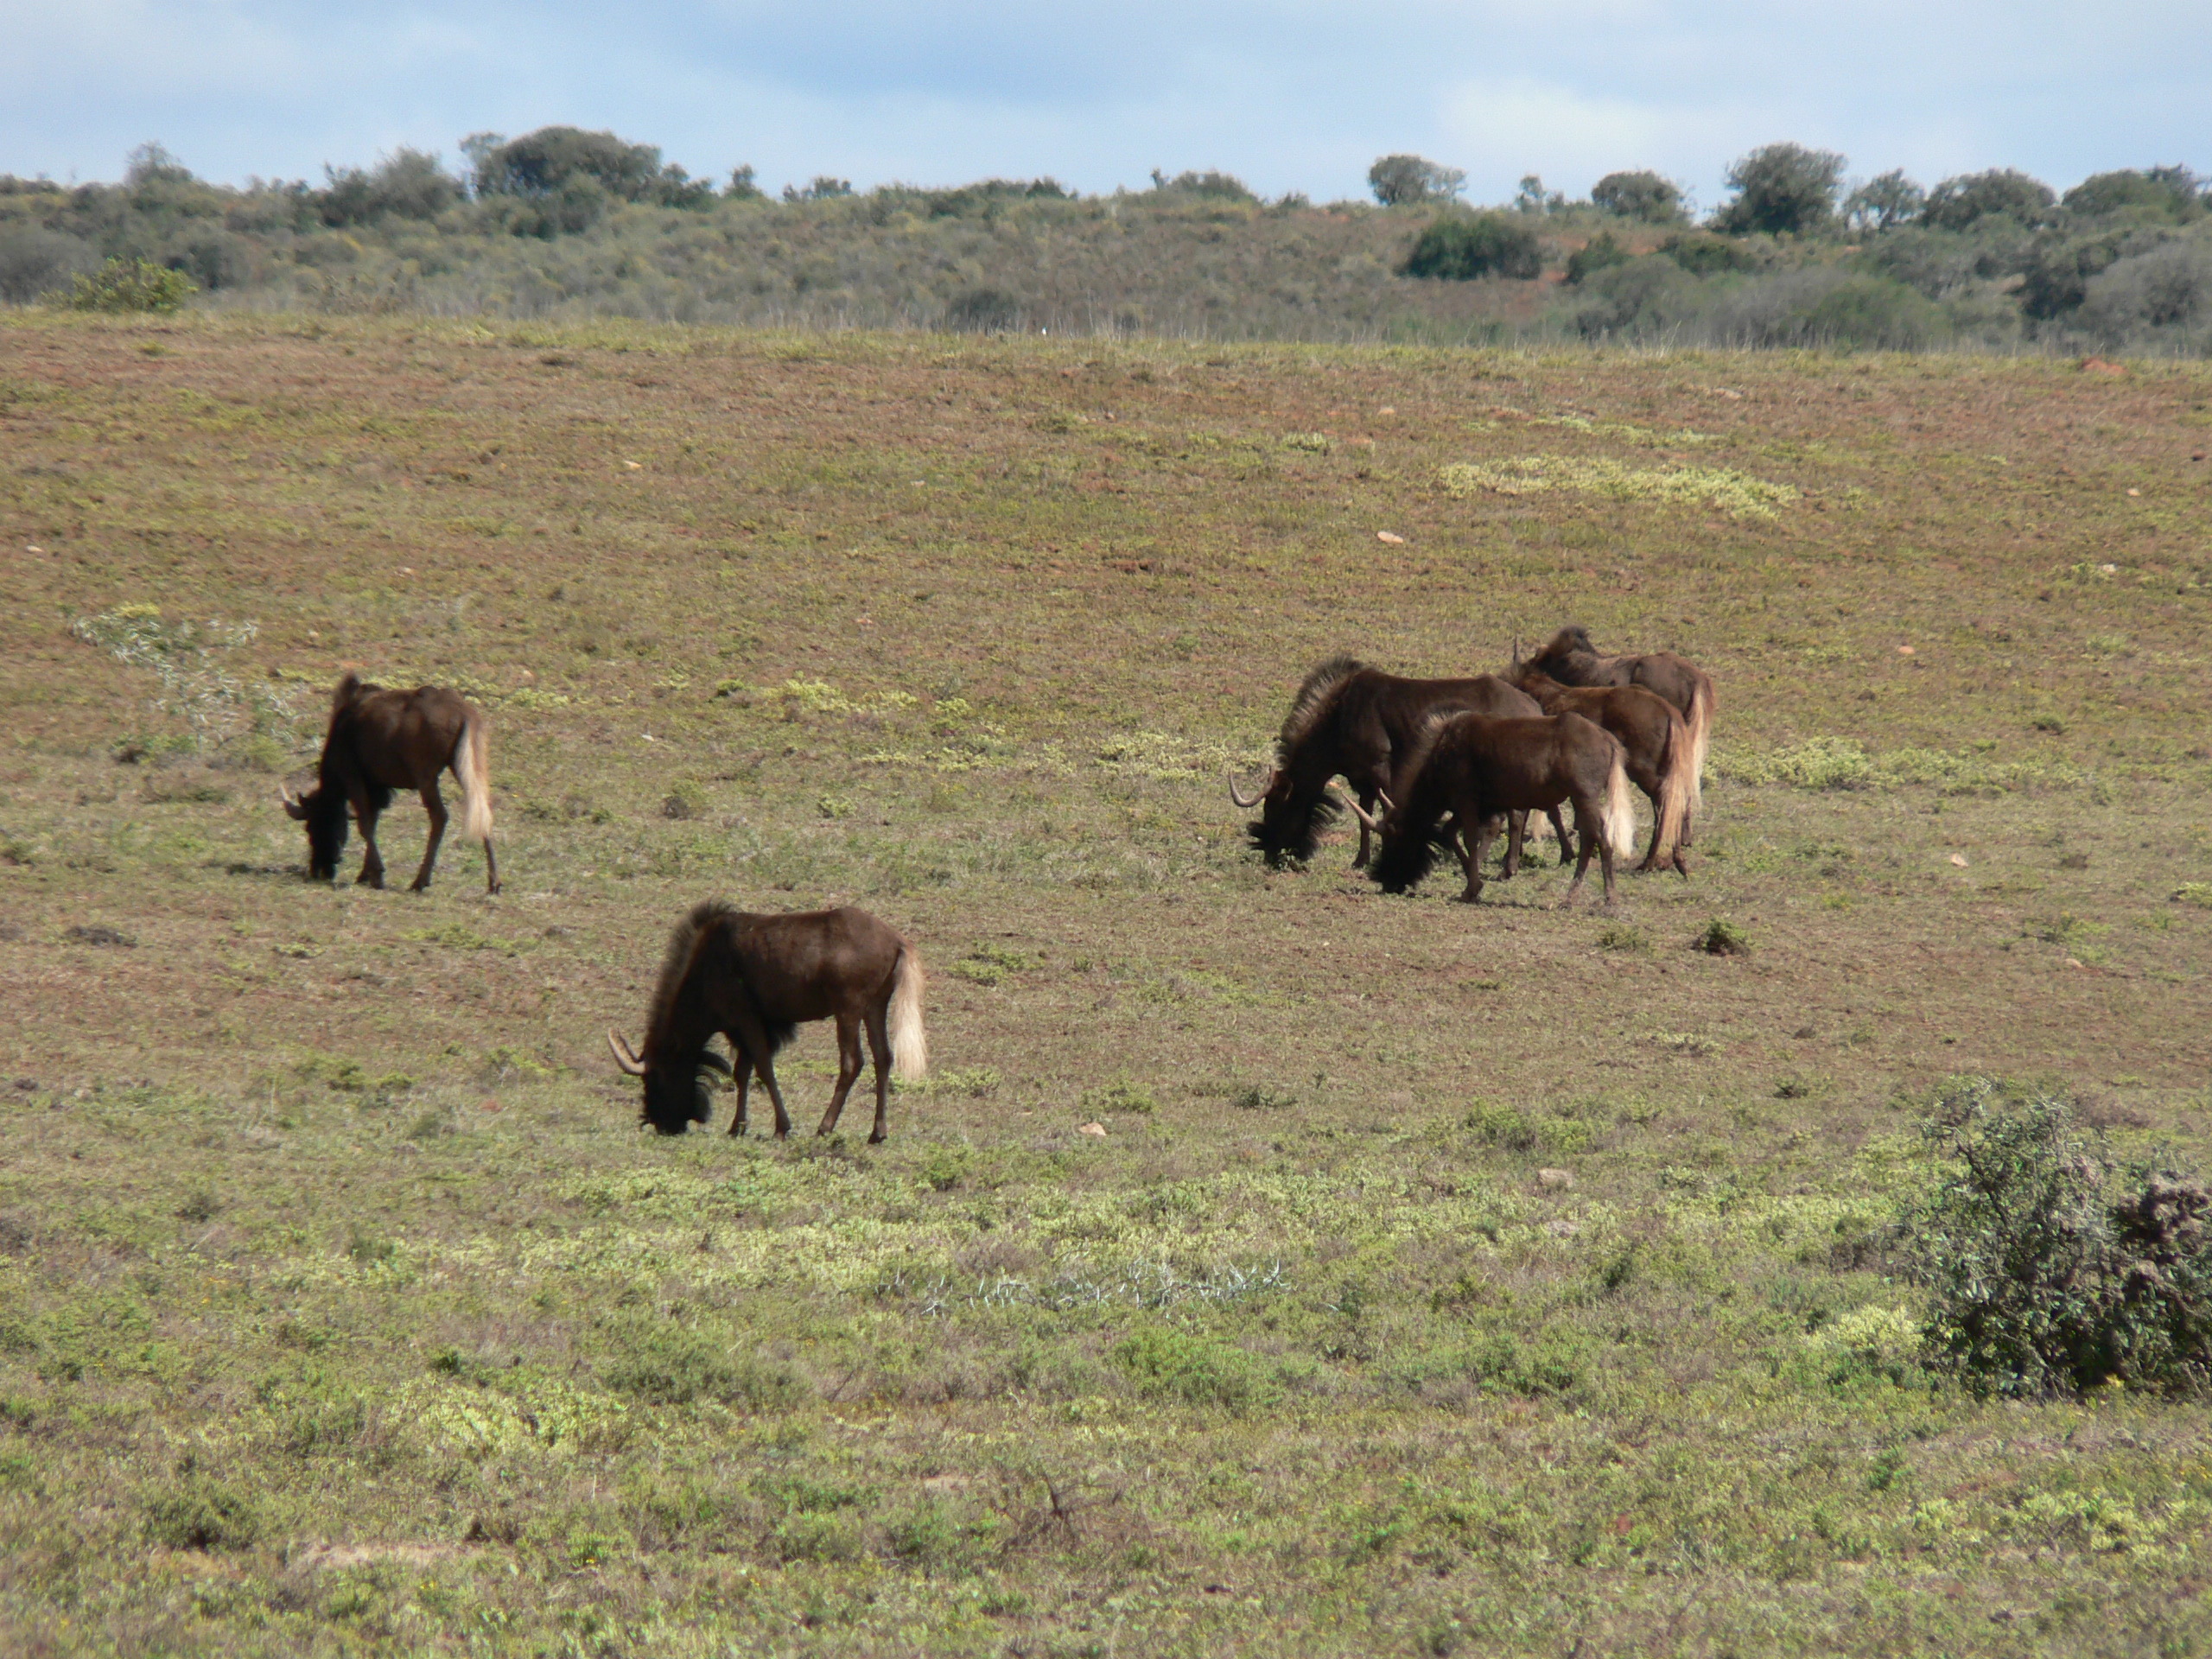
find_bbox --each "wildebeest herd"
[1232,626,1714,903]
[282,626,1708,1144]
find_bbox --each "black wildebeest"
[280,673,499,893]
[607,901,927,1145]
[1519,626,1714,826]
[1505,658,1693,875]
[1231,657,1569,869]
[1357,711,1637,907]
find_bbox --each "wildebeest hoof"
[869,1132,887,1145]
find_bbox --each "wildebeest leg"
[1548,806,1574,865]
[1459,823,1494,905]
[1561,797,1599,907]
[726,1056,754,1136]
[411,779,447,893]
[1499,811,1523,880]
[752,1055,793,1138]
[816,1014,864,1137]
[1635,771,1666,873]
[352,791,385,888]
[862,1007,892,1145]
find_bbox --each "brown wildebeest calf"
[281,673,499,893]
[1357,712,1637,908]
[1230,656,1568,871]
[1519,626,1714,831]
[608,901,927,1145]
[1506,659,1693,875]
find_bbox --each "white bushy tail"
[1603,753,1637,860]
[455,715,494,843]
[1650,709,1691,866]
[889,950,928,1081]
[1685,676,1713,818]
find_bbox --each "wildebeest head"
[607,1029,728,1135]
[1231,766,1342,867]
[279,783,352,881]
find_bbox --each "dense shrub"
[1713,143,1846,236]
[62,257,197,313]
[944,286,1021,334]
[1402,212,1541,281]
[1591,170,1685,223]
[1572,255,1706,339]
[1903,1081,2212,1397]
[2076,238,2212,344]
[1564,232,1632,284]
[1659,232,1761,276]
[1719,270,1941,349]
[1148,169,1256,202]
[2016,226,2168,320]
[0,226,94,302]
[1368,155,1465,207]
[1922,168,2056,232]
[1865,221,2032,301]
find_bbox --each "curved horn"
[278,783,309,822]
[607,1029,648,1077]
[1337,791,1382,832]
[1227,766,1278,810]
[1376,789,1396,815]
[694,1050,734,1077]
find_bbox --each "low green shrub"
[144,1480,261,1550]
[1903,1081,2212,1396]
[64,257,199,314]
[1112,1325,1276,1411]
[1697,918,1751,957]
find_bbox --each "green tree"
[2063,167,2202,222]
[318,148,461,226]
[467,126,705,207]
[1402,212,1541,280]
[1922,168,2055,232]
[1842,168,1924,232]
[1367,154,1465,207]
[1590,170,1685,224]
[1713,143,1846,236]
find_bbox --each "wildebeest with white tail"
[280,673,499,893]
[1354,710,1637,908]
[1232,656,1569,870]
[608,901,927,1144]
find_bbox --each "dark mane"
[1275,655,1365,765]
[1531,627,1599,675]
[644,899,734,1058]
[642,899,796,1067]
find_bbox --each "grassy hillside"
[2,313,2210,1654]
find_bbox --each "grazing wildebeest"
[1356,711,1637,908]
[1519,626,1714,828]
[607,901,927,1145]
[1230,657,1569,870]
[1506,658,1693,875]
[280,673,499,893]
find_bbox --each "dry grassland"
[1,313,2210,1655]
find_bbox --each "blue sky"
[5,1,2208,207]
